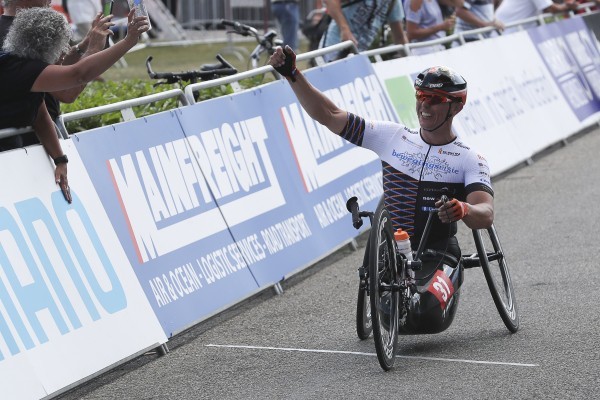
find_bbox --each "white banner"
[0,141,166,399]
[372,32,580,176]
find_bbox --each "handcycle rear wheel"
[473,224,519,333]
[368,203,400,370]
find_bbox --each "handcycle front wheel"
[356,241,372,340]
[473,224,520,333]
[356,285,372,340]
[368,202,400,370]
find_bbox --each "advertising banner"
[0,141,166,398]
[72,113,261,336]
[176,55,386,287]
[372,32,581,176]
[528,15,600,126]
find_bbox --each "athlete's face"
[415,90,462,131]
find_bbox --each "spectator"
[575,0,599,13]
[302,0,327,52]
[495,0,578,34]
[404,0,464,55]
[63,0,102,42]
[319,0,408,62]
[0,7,148,200]
[0,0,111,203]
[271,0,300,52]
[454,0,504,42]
[1,0,111,120]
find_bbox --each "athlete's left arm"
[462,190,494,230]
[436,190,493,229]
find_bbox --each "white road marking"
[205,344,539,367]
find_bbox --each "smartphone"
[103,0,114,48]
[103,0,114,17]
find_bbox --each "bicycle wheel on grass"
[368,203,399,370]
[473,224,519,333]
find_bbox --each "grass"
[102,38,314,82]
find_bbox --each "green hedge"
[60,76,266,133]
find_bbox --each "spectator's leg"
[272,2,300,51]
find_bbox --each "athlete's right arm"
[269,46,348,135]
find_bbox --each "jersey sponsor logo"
[108,116,285,263]
[401,134,423,149]
[390,150,460,180]
[454,141,470,150]
[427,269,455,310]
[438,148,460,156]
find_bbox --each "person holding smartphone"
[0,7,149,203]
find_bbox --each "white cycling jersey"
[340,112,493,247]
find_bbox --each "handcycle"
[346,193,519,371]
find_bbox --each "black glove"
[273,45,298,82]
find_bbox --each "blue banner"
[73,55,392,334]
[177,55,390,286]
[72,113,261,336]
[528,16,600,121]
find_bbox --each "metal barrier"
[363,5,595,61]
[174,0,320,31]
[49,2,600,137]
[56,89,189,136]
[183,41,357,103]
[0,126,35,140]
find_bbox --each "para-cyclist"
[268,46,495,333]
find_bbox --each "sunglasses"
[415,90,457,105]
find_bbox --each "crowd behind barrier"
[1,8,600,400]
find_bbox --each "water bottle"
[394,229,413,261]
[128,0,152,31]
[395,229,414,279]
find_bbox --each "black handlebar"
[221,19,258,38]
[146,54,238,85]
[346,196,363,229]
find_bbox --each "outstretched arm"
[455,5,504,30]
[325,0,358,46]
[544,0,578,14]
[52,13,115,103]
[268,46,348,134]
[31,11,148,93]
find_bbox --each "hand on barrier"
[54,163,72,204]
[270,45,298,82]
[436,198,469,223]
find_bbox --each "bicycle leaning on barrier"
[220,19,283,71]
[145,53,238,88]
[268,46,519,370]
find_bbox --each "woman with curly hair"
[0,6,148,129]
[0,6,148,202]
